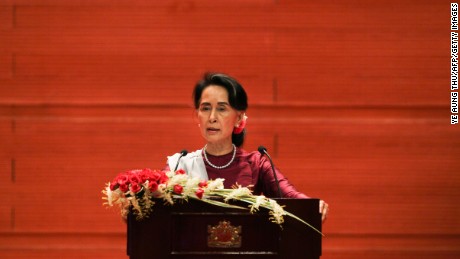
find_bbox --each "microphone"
[258,146,282,198]
[174,150,188,171]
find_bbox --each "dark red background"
[0,0,459,258]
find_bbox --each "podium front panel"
[171,212,280,255]
[127,198,321,259]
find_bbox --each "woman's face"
[196,85,243,146]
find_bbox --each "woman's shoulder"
[185,149,202,158]
[237,148,264,162]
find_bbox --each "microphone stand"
[258,146,282,198]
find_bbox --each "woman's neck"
[205,142,234,156]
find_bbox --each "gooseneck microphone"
[174,150,188,171]
[258,146,282,198]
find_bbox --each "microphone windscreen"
[257,146,267,155]
[180,150,188,156]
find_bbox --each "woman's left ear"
[236,111,244,125]
[237,112,245,124]
[233,112,248,134]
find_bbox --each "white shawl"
[167,149,208,180]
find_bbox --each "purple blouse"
[167,148,308,199]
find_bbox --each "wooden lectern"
[127,198,322,259]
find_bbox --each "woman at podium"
[166,72,329,222]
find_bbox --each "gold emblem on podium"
[207,220,242,248]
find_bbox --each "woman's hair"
[193,72,248,147]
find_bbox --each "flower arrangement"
[102,168,322,236]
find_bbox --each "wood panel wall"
[1,0,459,258]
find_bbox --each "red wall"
[1,0,459,258]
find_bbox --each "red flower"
[116,174,129,186]
[148,181,159,192]
[139,168,153,183]
[173,184,183,194]
[130,183,141,193]
[175,169,186,175]
[109,181,119,191]
[119,183,129,192]
[233,115,247,134]
[159,172,169,184]
[198,180,208,188]
[129,172,141,184]
[195,188,204,199]
[149,170,162,182]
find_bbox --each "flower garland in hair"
[233,114,248,134]
[102,168,323,236]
